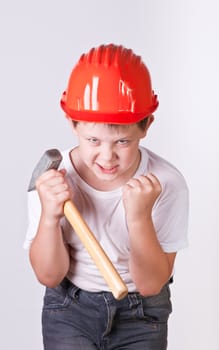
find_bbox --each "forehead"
[76,122,137,133]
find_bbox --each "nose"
[100,144,116,162]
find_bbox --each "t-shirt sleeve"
[152,181,189,253]
[23,191,41,249]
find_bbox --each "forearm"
[29,216,70,288]
[128,217,172,296]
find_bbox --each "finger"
[137,175,153,184]
[37,168,66,183]
[145,174,162,195]
[40,186,71,206]
[58,168,67,176]
[36,171,66,189]
[146,173,161,186]
[48,183,70,196]
[125,177,143,188]
[46,176,67,189]
[146,173,159,181]
[126,176,153,189]
[53,190,71,203]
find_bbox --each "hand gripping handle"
[64,200,128,300]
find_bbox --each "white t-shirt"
[24,146,189,292]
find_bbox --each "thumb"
[59,168,67,176]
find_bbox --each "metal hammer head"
[28,149,63,192]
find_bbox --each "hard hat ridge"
[79,44,135,68]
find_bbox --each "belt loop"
[61,277,80,299]
[168,276,174,284]
[128,292,140,308]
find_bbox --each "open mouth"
[97,164,119,174]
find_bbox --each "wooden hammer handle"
[64,200,128,300]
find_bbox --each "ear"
[67,117,78,135]
[145,115,154,131]
[143,115,154,136]
[139,115,154,138]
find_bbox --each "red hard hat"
[60,44,158,124]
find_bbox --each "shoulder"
[142,147,188,194]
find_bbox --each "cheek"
[80,145,95,162]
[119,149,134,163]
[120,146,139,164]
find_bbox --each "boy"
[24,44,189,349]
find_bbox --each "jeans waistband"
[60,276,173,298]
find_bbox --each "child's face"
[71,120,151,188]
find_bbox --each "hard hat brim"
[61,96,158,124]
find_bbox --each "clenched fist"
[122,173,162,225]
[36,169,71,222]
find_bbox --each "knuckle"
[35,179,44,192]
[62,183,68,190]
[35,178,40,189]
[48,169,58,175]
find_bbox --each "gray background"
[1,0,218,349]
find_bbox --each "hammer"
[28,149,128,300]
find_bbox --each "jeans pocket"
[43,284,71,310]
[140,285,172,324]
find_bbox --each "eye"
[117,139,129,145]
[88,137,99,144]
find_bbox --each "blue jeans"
[42,278,172,350]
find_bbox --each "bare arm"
[29,169,71,288]
[123,173,176,296]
